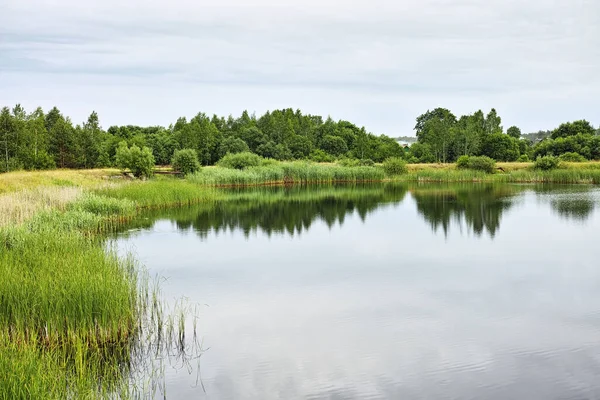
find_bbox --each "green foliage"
[382,157,408,176]
[467,156,496,173]
[456,155,470,169]
[456,155,496,173]
[218,136,249,158]
[309,149,335,162]
[115,142,155,178]
[321,135,348,156]
[507,126,522,139]
[534,155,561,170]
[217,151,264,169]
[551,120,595,139]
[408,142,436,163]
[171,148,201,175]
[481,133,520,161]
[517,154,530,162]
[558,152,586,162]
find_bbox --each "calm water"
[115,184,600,399]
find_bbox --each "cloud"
[1,0,598,134]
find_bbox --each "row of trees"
[409,107,600,162]
[0,105,405,173]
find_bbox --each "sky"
[1,0,598,136]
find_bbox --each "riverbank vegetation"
[2,104,598,178]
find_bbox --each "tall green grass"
[188,162,385,186]
[96,179,220,209]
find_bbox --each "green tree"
[481,133,520,161]
[507,126,521,139]
[171,148,201,175]
[218,136,249,159]
[321,135,348,156]
[484,108,503,135]
[551,120,595,139]
[116,142,155,178]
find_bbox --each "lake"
[114,183,600,399]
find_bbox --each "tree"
[171,148,201,175]
[551,120,595,139]
[0,107,16,172]
[321,135,348,156]
[507,126,521,139]
[481,133,520,161]
[80,111,102,168]
[218,136,249,158]
[484,108,503,135]
[115,142,155,178]
[289,135,312,159]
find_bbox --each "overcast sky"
[1,0,598,136]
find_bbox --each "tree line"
[1,104,599,173]
[0,105,404,173]
[409,107,600,163]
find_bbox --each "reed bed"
[188,162,385,186]
[96,179,220,209]
[0,186,84,227]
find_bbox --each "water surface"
[115,184,600,399]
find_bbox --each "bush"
[467,156,496,173]
[517,154,530,162]
[456,155,470,169]
[382,157,408,176]
[171,149,201,175]
[455,155,496,173]
[359,159,375,167]
[115,142,155,178]
[559,152,586,162]
[337,158,360,167]
[309,149,335,163]
[217,152,264,169]
[534,155,560,170]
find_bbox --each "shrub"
[534,155,561,170]
[455,155,495,173]
[382,157,408,176]
[217,152,264,169]
[359,159,375,167]
[337,158,360,167]
[309,149,335,163]
[559,152,586,162]
[115,142,155,178]
[171,149,201,175]
[517,154,530,162]
[456,155,470,169]
[466,156,496,173]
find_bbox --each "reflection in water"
[551,197,595,221]
[129,183,544,239]
[411,185,517,237]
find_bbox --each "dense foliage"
[171,149,201,175]
[534,155,561,170]
[407,107,599,163]
[382,157,408,175]
[456,155,496,173]
[0,105,404,173]
[115,142,155,178]
[1,104,598,174]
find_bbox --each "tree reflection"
[411,184,517,237]
[121,183,597,240]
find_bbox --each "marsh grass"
[189,162,385,186]
[97,179,220,209]
[0,186,83,227]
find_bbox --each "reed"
[188,162,385,186]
